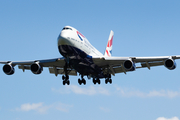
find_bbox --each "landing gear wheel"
[109,79,112,84]
[98,79,100,84]
[62,75,65,80]
[78,78,86,85]
[63,80,70,85]
[62,62,70,85]
[93,78,100,85]
[78,79,80,83]
[105,79,108,84]
[93,78,96,84]
[62,74,70,85]
[78,79,81,85]
[105,78,112,84]
[67,80,70,85]
[63,81,66,85]
[78,75,87,85]
[105,73,112,84]
[83,79,86,85]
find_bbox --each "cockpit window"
[62,27,72,31]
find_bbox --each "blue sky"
[0,0,180,120]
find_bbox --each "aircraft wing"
[0,58,64,66]
[1,55,180,77]
[92,55,180,75]
[0,57,77,76]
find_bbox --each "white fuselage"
[57,26,103,57]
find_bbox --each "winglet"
[104,30,114,57]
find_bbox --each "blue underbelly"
[58,45,104,77]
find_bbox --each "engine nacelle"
[164,59,176,70]
[3,64,15,75]
[123,60,136,71]
[30,63,43,74]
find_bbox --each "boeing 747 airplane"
[1,26,180,85]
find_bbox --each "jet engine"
[164,58,176,70]
[123,60,136,71]
[3,64,15,75]
[30,63,43,74]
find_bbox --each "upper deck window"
[62,27,72,31]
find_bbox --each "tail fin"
[104,30,114,57]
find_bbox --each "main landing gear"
[62,75,70,85]
[61,74,112,85]
[78,75,86,85]
[105,78,112,84]
[92,74,112,85]
[93,78,101,85]
[62,63,70,85]
[105,74,112,84]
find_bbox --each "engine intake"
[3,64,15,75]
[123,60,136,71]
[30,63,43,74]
[164,59,176,70]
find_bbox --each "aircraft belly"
[58,45,103,76]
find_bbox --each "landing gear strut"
[78,75,86,85]
[62,63,70,85]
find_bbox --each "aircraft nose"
[60,30,69,39]
[57,30,71,46]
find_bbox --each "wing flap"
[140,61,164,68]
[93,57,129,67]
[103,61,165,74]
[49,68,77,76]
[112,66,124,74]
